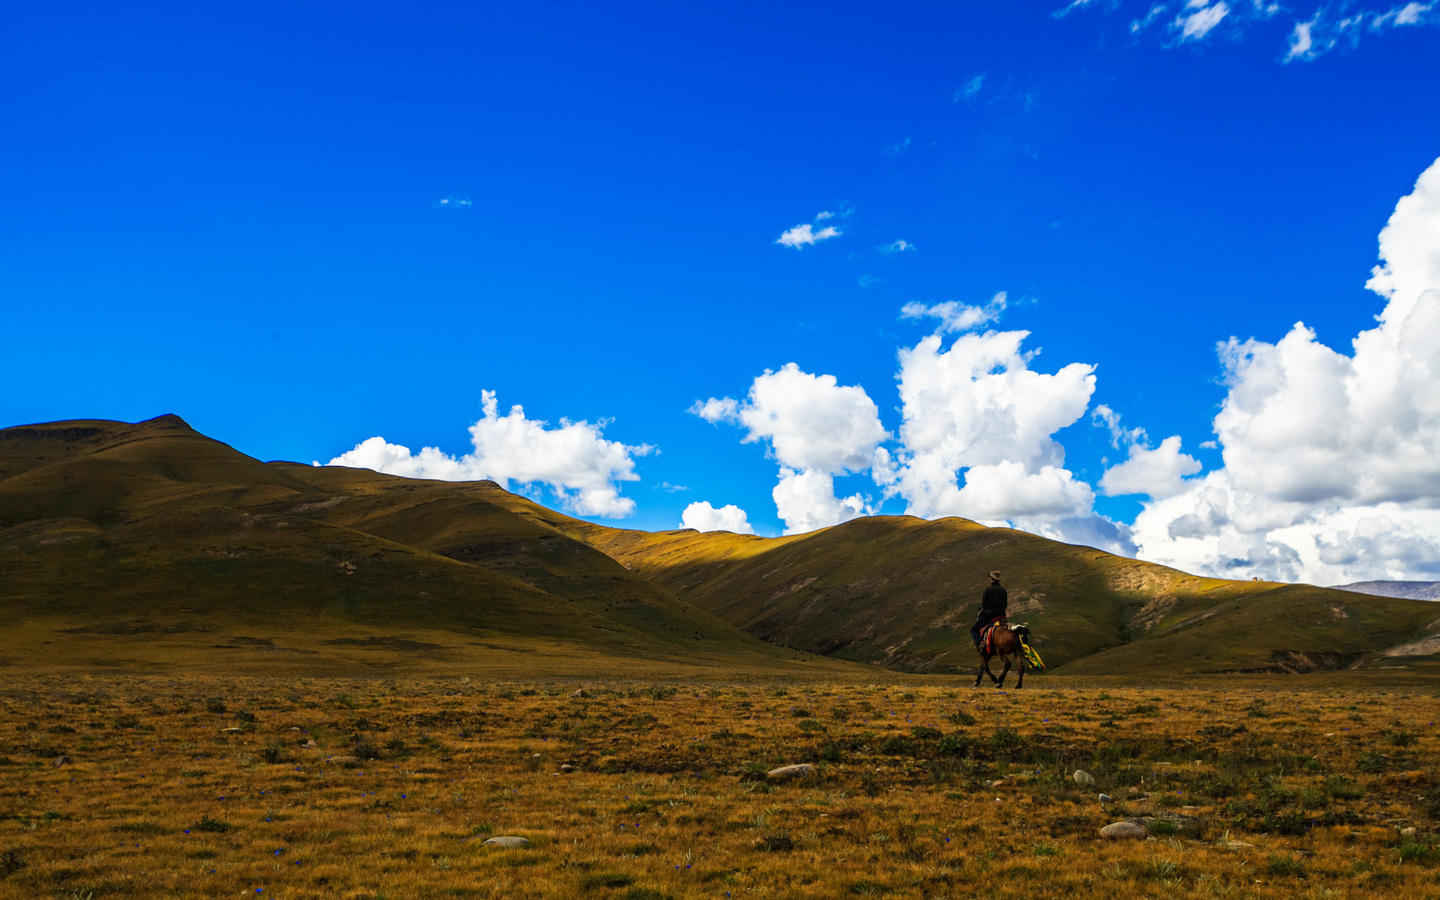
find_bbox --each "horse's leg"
[996,656,1011,688]
[1016,652,1025,690]
[974,654,985,688]
[979,655,999,685]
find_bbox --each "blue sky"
[5,1,1439,583]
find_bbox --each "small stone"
[329,755,359,765]
[990,779,1005,787]
[1099,821,1148,840]
[1401,826,1417,837]
[1072,769,1096,786]
[1219,839,1254,850]
[303,739,317,748]
[52,755,70,768]
[1098,793,1113,803]
[482,835,530,848]
[572,688,587,698]
[559,763,576,773]
[766,763,817,781]
[221,727,243,734]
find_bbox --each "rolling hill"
[3,414,1438,676]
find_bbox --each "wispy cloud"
[1053,0,1098,19]
[954,73,986,102]
[435,195,473,208]
[900,292,1008,333]
[879,239,916,254]
[1175,1,1230,40]
[1058,0,1433,59]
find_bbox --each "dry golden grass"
[1,675,1438,898]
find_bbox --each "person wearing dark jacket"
[971,571,1008,648]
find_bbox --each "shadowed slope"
[0,417,839,674]
[466,494,1440,674]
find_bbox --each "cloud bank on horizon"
[323,156,1440,586]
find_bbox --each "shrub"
[1265,854,1306,877]
[204,698,227,714]
[948,710,977,726]
[192,817,232,833]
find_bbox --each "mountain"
[1332,581,1440,602]
[0,415,843,676]
[3,415,1438,676]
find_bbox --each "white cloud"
[1284,17,1320,60]
[738,363,889,474]
[705,363,887,534]
[322,390,651,518]
[773,469,869,534]
[1131,157,1440,581]
[689,396,740,424]
[884,328,1099,527]
[900,292,1008,333]
[814,210,836,221]
[880,239,916,254]
[1052,0,1096,18]
[681,501,755,534]
[1091,403,1148,448]
[955,74,985,102]
[776,222,842,249]
[1100,435,1203,498]
[1374,2,1432,27]
[1176,1,1229,39]
[1131,3,1169,32]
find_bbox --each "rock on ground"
[1072,769,1096,786]
[1099,821,1148,840]
[482,836,531,848]
[767,763,816,781]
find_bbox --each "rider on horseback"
[971,570,1007,648]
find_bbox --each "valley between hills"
[2,414,1438,680]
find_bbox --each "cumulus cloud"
[776,222,842,249]
[681,501,755,534]
[900,292,1008,333]
[702,363,887,534]
[773,469,870,534]
[321,390,652,518]
[1131,157,1440,581]
[1100,435,1203,498]
[882,327,1098,524]
[689,396,740,424]
[738,364,889,474]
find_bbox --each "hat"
[989,570,1001,580]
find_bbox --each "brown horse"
[974,622,1033,689]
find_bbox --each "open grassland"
[2,676,1439,898]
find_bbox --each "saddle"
[978,619,1008,655]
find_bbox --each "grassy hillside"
[0,416,846,676]
[4,415,1437,677]
[486,499,1440,675]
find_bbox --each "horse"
[973,621,1039,689]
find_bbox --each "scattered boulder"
[1072,769,1096,786]
[1099,821,1148,840]
[559,763,576,773]
[482,835,531,849]
[1098,793,1113,803]
[766,763,816,781]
